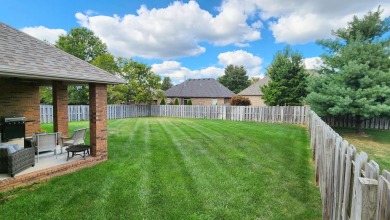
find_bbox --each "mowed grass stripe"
[161,119,258,218]
[166,118,321,219]
[0,118,322,220]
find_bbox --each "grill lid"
[1,116,27,122]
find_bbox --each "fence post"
[353,177,378,220]
[376,170,390,220]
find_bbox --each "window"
[212,98,217,105]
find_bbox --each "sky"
[1,0,389,84]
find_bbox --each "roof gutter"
[0,68,125,85]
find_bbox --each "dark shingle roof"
[165,78,235,98]
[0,22,125,84]
[238,76,270,96]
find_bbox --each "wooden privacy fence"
[40,105,309,124]
[323,116,390,130]
[309,110,390,219]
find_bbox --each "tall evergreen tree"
[161,76,173,91]
[217,64,249,94]
[307,7,390,133]
[261,46,308,106]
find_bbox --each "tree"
[217,65,250,94]
[160,98,166,105]
[187,99,192,105]
[91,53,119,74]
[55,28,109,104]
[110,58,161,104]
[91,53,122,104]
[306,7,390,134]
[161,76,173,91]
[261,46,308,106]
[56,28,108,62]
[174,98,179,105]
[39,87,53,104]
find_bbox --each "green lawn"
[0,118,322,219]
[334,128,390,171]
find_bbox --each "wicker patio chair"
[0,147,35,177]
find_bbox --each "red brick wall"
[89,83,108,159]
[53,81,68,136]
[0,78,40,137]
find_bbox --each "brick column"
[89,83,107,159]
[53,81,68,136]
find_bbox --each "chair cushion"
[0,144,17,154]
[12,144,21,151]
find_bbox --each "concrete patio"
[0,138,89,181]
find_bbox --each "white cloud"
[218,50,263,77]
[222,0,389,44]
[75,0,261,59]
[21,26,66,44]
[151,61,224,84]
[304,57,323,70]
[151,50,263,83]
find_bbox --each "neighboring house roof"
[238,76,270,96]
[0,22,125,84]
[165,78,235,98]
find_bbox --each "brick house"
[164,78,235,105]
[0,22,124,191]
[238,76,270,106]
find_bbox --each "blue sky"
[1,0,389,84]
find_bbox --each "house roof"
[0,22,125,84]
[238,76,270,96]
[165,78,235,98]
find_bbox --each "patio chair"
[60,128,88,154]
[36,133,58,162]
[0,144,35,177]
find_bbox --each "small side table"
[66,145,91,161]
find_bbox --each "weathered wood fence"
[40,105,308,124]
[323,116,390,130]
[309,110,390,219]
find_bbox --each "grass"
[0,118,322,219]
[333,127,390,171]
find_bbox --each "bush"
[160,98,166,105]
[174,98,179,105]
[187,99,192,105]
[230,96,251,106]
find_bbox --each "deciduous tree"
[55,28,109,104]
[307,7,390,133]
[110,58,161,104]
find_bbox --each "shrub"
[187,99,192,105]
[174,98,179,105]
[230,95,251,106]
[160,98,166,105]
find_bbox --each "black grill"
[0,116,27,142]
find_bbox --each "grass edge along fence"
[308,110,390,220]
